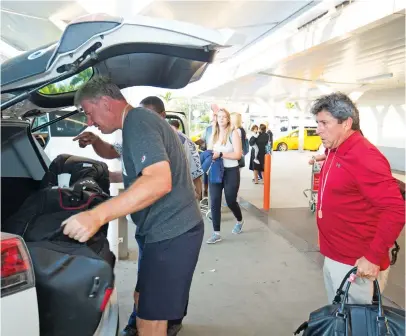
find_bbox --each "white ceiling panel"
[272,15,405,89]
[198,14,405,102]
[140,0,319,60]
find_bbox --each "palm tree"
[160,92,174,104]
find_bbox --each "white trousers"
[323,257,390,304]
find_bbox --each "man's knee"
[137,318,167,336]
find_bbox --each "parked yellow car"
[273,128,322,151]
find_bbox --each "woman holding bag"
[206,108,244,244]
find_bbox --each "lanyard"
[121,104,130,128]
[318,149,338,219]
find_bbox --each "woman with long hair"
[230,112,248,169]
[207,108,244,244]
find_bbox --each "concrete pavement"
[116,208,327,335]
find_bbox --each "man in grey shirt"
[63,76,204,336]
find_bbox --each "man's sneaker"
[121,325,138,336]
[206,233,222,244]
[232,221,244,234]
[167,323,183,336]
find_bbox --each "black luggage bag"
[27,229,115,336]
[294,267,405,336]
[3,181,116,336]
[2,180,111,247]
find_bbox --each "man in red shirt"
[311,92,405,304]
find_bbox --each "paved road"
[116,209,327,335]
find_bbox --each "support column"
[108,184,119,259]
[296,100,312,152]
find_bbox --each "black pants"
[209,166,243,232]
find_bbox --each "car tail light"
[100,288,113,312]
[1,236,35,297]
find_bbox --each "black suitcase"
[3,183,116,336]
[27,230,115,336]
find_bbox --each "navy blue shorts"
[135,222,204,321]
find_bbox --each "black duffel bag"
[294,267,405,336]
[3,181,110,241]
[27,228,115,336]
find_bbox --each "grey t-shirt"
[121,107,203,243]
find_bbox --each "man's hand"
[62,211,102,243]
[73,132,100,148]
[308,158,315,165]
[355,256,380,280]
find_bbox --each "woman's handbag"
[294,267,405,336]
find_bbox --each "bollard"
[263,153,271,210]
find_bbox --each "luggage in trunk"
[2,181,112,252]
[27,233,115,336]
[2,154,116,335]
[41,154,111,195]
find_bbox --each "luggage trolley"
[303,157,322,213]
[199,175,212,220]
[200,195,211,218]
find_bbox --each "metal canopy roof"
[0,0,319,60]
[190,10,405,103]
[139,0,319,61]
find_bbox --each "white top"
[213,132,239,168]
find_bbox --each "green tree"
[160,92,174,104]
[170,98,211,135]
[39,68,93,95]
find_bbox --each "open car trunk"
[1,120,117,336]
[1,13,243,117]
[1,120,49,223]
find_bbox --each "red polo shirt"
[317,131,405,270]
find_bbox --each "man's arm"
[62,112,172,242]
[184,136,204,199]
[91,161,171,224]
[109,170,123,183]
[92,137,120,159]
[73,132,120,159]
[355,149,405,266]
[93,113,171,222]
[193,177,202,200]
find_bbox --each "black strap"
[390,240,400,266]
[372,280,380,304]
[293,321,308,335]
[333,267,356,304]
